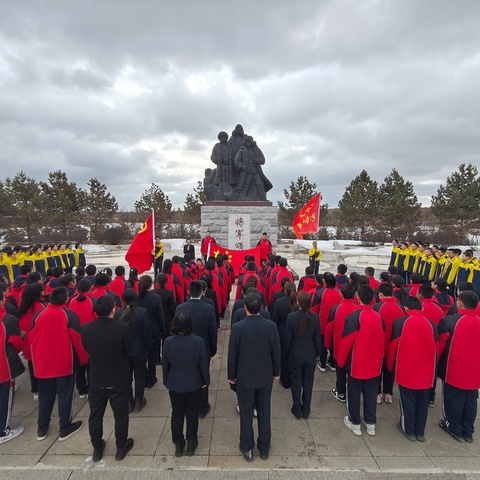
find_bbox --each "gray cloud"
[1,0,479,213]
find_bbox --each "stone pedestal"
[201,202,278,250]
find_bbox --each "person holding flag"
[200,231,216,261]
[125,212,155,275]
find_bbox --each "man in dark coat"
[228,291,281,462]
[175,280,217,418]
[82,295,134,462]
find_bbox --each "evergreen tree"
[1,171,44,240]
[85,178,119,240]
[134,183,173,235]
[431,163,480,231]
[378,168,421,237]
[40,170,87,237]
[338,169,379,239]
[184,181,207,223]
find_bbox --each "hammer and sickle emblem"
[138,222,148,233]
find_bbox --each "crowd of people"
[0,237,479,464]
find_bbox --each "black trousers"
[128,354,147,400]
[154,257,164,278]
[37,374,75,432]
[398,385,430,437]
[289,361,315,417]
[335,364,347,395]
[346,375,378,425]
[442,381,477,438]
[27,360,38,394]
[147,336,160,386]
[169,388,202,444]
[199,384,210,414]
[0,380,13,436]
[280,354,290,388]
[378,360,394,395]
[88,383,130,449]
[236,384,272,455]
[319,334,334,368]
[75,363,89,395]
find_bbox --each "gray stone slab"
[153,454,209,468]
[0,454,43,467]
[362,418,425,457]
[309,418,372,457]
[0,471,72,480]
[375,456,437,469]
[320,455,379,470]
[430,456,480,471]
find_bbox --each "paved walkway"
[2,243,480,478]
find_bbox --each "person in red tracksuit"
[373,283,405,405]
[29,287,89,441]
[337,285,384,437]
[325,283,357,403]
[0,289,25,445]
[437,291,480,443]
[316,273,341,372]
[256,232,273,264]
[386,296,438,442]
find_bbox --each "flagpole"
[317,192,321,236]
[151,209,155,247]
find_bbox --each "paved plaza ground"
[1,241,480,479]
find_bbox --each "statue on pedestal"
[204,124,272,202]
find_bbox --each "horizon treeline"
[0,164,479,246]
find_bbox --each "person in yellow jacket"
[457,250,477,284]
[74,243,86,268]
[390,239,401,268]
[308,241,323,276]
[153,236,165,277]
[442,248,462,298]
[420,247,438,283]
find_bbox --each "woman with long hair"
[163,310,209,457]
[127,268,139,292]
[137,275,165,389]
[284,291,322,420]
[114,288,152,413]
[272,281,297,389]
[69,278,94,398]
[18,283,45,401]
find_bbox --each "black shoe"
[37,426,48,441]
[134,397,147,413]
[145,378,158,389]
[429,400,435,408]
[198,404,211,419]
[439,420,464,443]
[331,388,346,403]
[464,435,473,443]
[239,444,254,462]
[186,439,198,456]
[59,421,83,441]
[291,407,302,420]
[175,439,186,457]
[129,399,135,413]
[279,380,290,389]
[259,450,269,460]
[416,435,425,443]
[397,422,416,442]
[92,439,106,462]
[116,438,134,460]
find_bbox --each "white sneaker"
[236,404,258,418]
[316,362,326,372]
[79,393,88,399]
[384,394,393,404]
[0,427,24,445]
[365,422,376,436]
[33,393,38,401]
[327,363,336,372]
[376,393,383,404]
[344,416,362,436]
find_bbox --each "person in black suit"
[228,291,281,462]
[231,286,271,325]
[163,310,210,457]
[81,295,134,462]
[183,239,195,262]
[284,291,322,420]
[175,280,217,417]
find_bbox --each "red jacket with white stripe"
[0,307,24,382]
[438,310,480,390]
[373,298,405,354]
[28,303,89,378]
[336,305,385,380]
[325,299,357,356]
[386,311,438,389]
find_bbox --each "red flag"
[211,243,261,275]
[125,213,154,274]
[292,193,321,239]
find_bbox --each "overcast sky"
[1,1,479,212]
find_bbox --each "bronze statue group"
[1,237,480,463]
